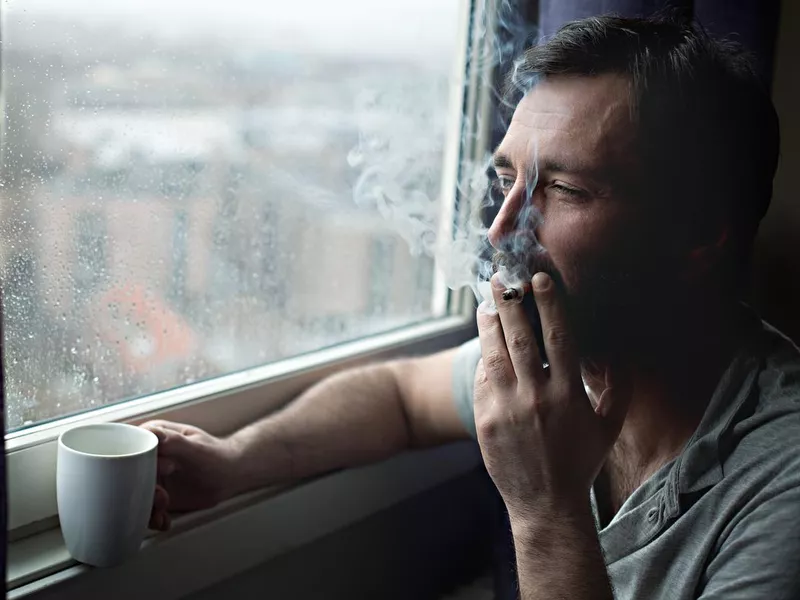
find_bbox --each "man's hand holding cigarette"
[474,271,633,599]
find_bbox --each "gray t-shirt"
[451,318,800,599]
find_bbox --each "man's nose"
[487,185,529,249]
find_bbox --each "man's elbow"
[386,350,465,448]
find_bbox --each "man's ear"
[685,226,730,279]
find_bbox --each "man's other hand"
[140,420,243,531]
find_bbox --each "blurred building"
[2,41,442,427]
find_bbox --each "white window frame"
[5,0,500,566]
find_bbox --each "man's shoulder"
[726,321,800,474]
[757,320,800,405]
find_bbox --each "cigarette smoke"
[348,1,545,308]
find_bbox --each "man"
[144,16,800,599]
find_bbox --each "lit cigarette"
[501,285,527,304]
[502,288,520,301]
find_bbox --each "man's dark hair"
[507,15,780,278]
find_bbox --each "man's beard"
[491,246,645,361]
[492,243,556,287]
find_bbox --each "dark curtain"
[694,0,782,83]
[488,1,780,598]
[540,0,781,84]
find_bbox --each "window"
[1,0,471,431]
[1,0,503,539]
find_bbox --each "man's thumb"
[595,365,633,435]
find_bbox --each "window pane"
[1,0,463,430]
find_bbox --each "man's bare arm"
[474,273,628,599]
[225,347,471,494]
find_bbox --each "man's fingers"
[141,420,202,437]
[153,484,169,512]
[531,272,581,388]
[473,359,491,409]
[477,303,516,393]
[150,485,171,531]
[158,456,177,477]
[142,423,195,459]
[490,274,544,388]
[149,512,162,531]
[150,510,172,531]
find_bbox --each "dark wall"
[750,0,800,343]
[185,469,495,600]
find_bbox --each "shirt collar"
[664,311,767,514]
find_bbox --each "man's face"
[490,74,670,355]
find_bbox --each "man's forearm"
[226,362,411,494]
[510,500,613,600]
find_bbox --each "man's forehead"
[497,74,635,167]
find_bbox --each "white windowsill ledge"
[8,441,483,600]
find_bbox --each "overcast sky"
[4,0,464,61]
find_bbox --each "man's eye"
[549,183,588,200]
[492,175,515,195]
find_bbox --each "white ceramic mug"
[57,423,158,568]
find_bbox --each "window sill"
[8,441,482,600]
[7,315,477,533]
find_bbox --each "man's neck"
[584,299,752,510]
